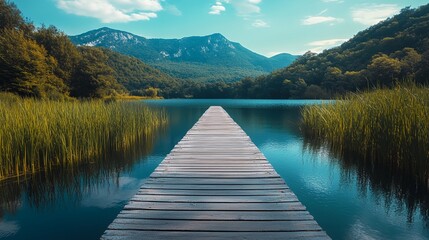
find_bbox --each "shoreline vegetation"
[301,85,429,187]
[0,93,166,181]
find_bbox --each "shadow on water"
[0,130,162,220]
[303,136,429,226]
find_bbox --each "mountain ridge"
[69,28,299,82]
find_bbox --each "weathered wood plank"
[144,178,287,185]
[137,189,290,196]
[101,230,330,240]
[124,202,307,211]
[130,194,299,203]
[108,219,322,232]
[140,184,288,190]
[117,210,314,221]
[154,169,276,173]
[157,163,272,167]
[101,106,329,240]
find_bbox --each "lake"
[0,99,428,239]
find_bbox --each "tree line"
[186,4,429,99]
[0,0,128,99]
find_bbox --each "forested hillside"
[101,49,183,98]
[230,4,429,99]
[0,0,182,99]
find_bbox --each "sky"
[11,0,429,56]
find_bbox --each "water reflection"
[303,135,429,225]
[0,133,159,219]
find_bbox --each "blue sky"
[12,0,428,56]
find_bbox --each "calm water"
[1,99,428,239]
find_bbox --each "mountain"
[69,28,298,82]
[100,48,183,98]
[269,53,299,69]
[231,4,429,99]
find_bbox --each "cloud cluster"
[209,0,262,16]
[57,0,162,23]
[209,0,267,28]
[233,0,261,16]
[252,19,269,28]
[209,2,226,15]
[308,38,348,53]
[302,16,341,25]
[352,4,400,26]
[302,9,342,26]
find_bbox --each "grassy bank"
[301,86,429,181]
[0,93,166,181]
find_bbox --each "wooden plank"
[101,106,330,240]
[117,210,314,221]
[144,178,287,185]
[124,202,307,211]
[137,189,290,196]
[157,163,272,167]
[154,169,276,173]
[164,155,266,159]
[149,174,279,179]
[130,194,299,203]
[108,219,322,232]
[102,230,330,240]
[140,184,288,190]
[155,167,274,171]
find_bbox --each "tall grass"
[0,93,166,181]
[301,85,429,183]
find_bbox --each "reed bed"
[301,85,429,182]
[0,93,166,181]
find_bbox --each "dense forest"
[0,0,175,99]
[222,4,429,99]
[1,0,429,99]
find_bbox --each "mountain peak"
[208,33,225,38]
[69,28,298,81]
[71,27,146,47]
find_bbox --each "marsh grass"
[301,85,429,185]
[0,93,166,181]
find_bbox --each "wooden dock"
[101,106,330,240]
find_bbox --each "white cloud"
[209,0,266,28]
[318,9,328,15]
[252,19,269,28]
[302,9,342,26]
[302,16,341,25]
[233,0,261,15]
[352,4,400,26]
[57,0,162,23]
[165,4,182,16]
[209,2,226,15]
[308,38,348,53]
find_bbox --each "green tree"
[395,48,422,80]
[416,50,429,84]
[303,85,329,99]
[34,26,81,86]
[0,0,33,34]
[144,87,159,98]
[71,47,123,98]
[0,29,64,97]
[368,54,402,86]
